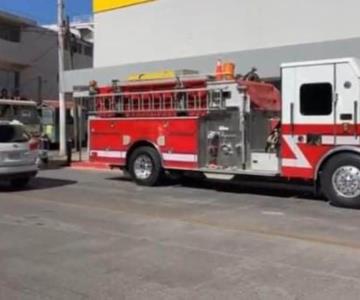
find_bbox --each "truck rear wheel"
[321,153,360,208]
[129,146,163,186]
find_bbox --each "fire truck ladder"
[84,87,228,116]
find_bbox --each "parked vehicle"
[0,99,41,136]
[0,99,48,164]
[75,58,360,208]
[0,121,38,188]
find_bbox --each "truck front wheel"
[321,153,360,208]
[129,146,163,186]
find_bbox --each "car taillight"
[29,140,39,151]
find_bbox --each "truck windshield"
[0,125,30,143]
[13,105,40,125]
[0,104,40,125]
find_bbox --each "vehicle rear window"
[0,125,30,143]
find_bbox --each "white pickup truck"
[0,121,38,188]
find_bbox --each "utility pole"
[58,0,66,155]
[37,76,43,105]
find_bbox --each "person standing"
[0,88,9,99]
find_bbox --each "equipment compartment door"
[199,109,243,170]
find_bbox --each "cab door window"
[300,83,333,116]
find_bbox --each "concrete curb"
[70,161,111,171]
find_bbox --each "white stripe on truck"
[91,150,197,163]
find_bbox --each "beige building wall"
[94,0,360,68]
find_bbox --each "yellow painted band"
[93,0,155,13]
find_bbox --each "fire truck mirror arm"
[314,146,360,180]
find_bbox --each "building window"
[300,83,333,116]
[0,69,17,95]
[76,43,82,54]
[0,22,21,42]
[84,45,93,57]
[71,42,85,54]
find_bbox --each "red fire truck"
[75,58,360,208]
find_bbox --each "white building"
[64,0,360,90]
[71,15,94,44]
[44,15,94,44]
[0,10,93,101]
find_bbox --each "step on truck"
[74,58,360,208]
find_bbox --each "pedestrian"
[0,88,9,99]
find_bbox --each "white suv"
[0,122,38,188]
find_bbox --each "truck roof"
[281,57,360,77]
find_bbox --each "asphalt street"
[1,168,360,299]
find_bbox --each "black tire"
[321,153,360,208]
[128,146,163,186]
[10,177,31,189]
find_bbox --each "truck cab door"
[334,62,360,137]
[281,63,335,178]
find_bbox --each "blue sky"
[0,0,92,24]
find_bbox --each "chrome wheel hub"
[332,166,360,198]
[134,155,153,180]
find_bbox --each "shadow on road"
[39,161,69,171]
[182,178,321,200]
[0,177,77,192]
[106,175,324,202]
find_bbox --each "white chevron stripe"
[282,135,311,168]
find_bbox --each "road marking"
[261,211,285,216]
